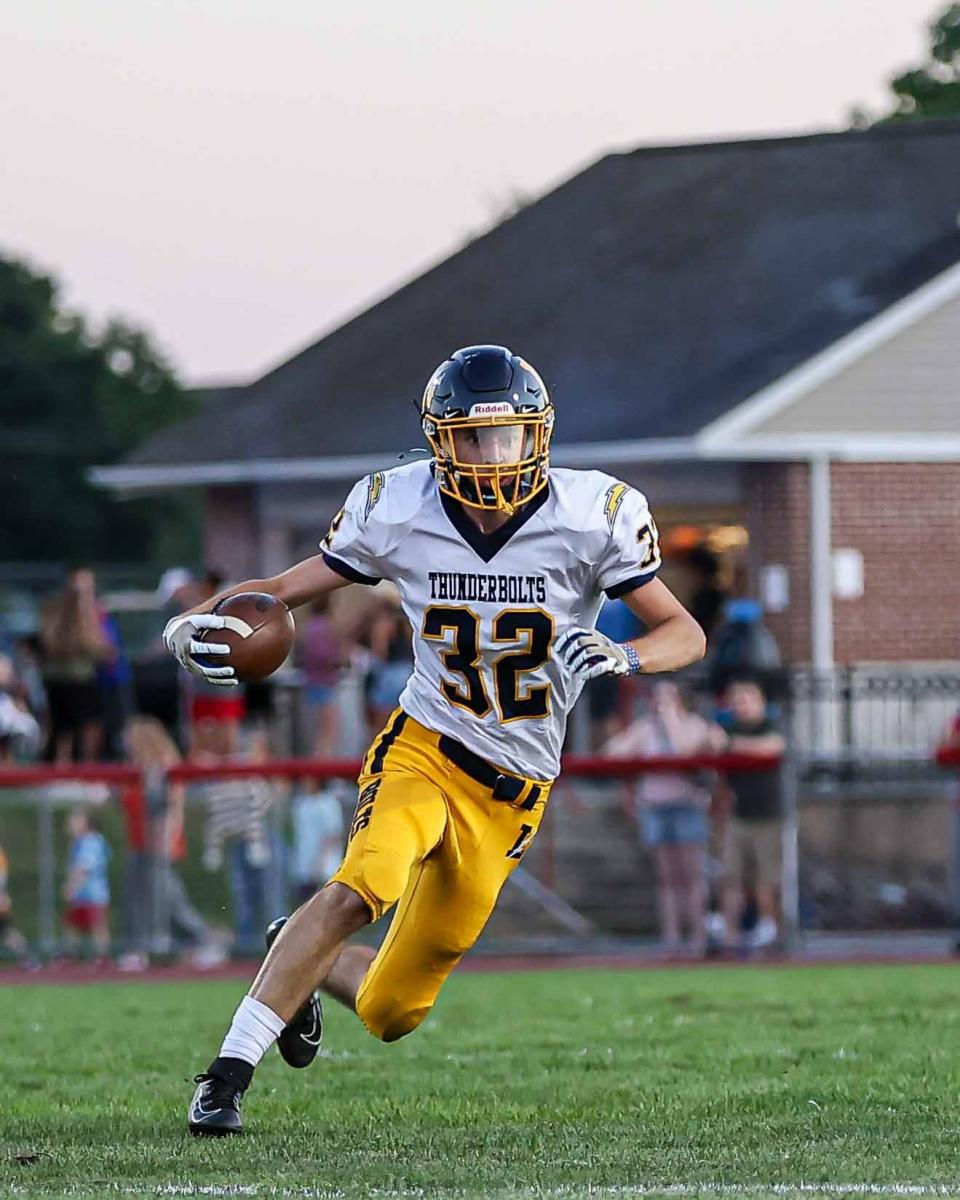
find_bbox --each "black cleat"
[187,1073,244,1136]
[265,916,323,1069]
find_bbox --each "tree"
[0,255,200,565]
[878,4,960,121]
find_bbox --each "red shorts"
[65,904,108,933]
[190,696,247,723]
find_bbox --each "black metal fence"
[761,666,960,768]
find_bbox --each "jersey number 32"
[421,606,553,723]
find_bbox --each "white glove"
[555,625,642,681]
[162,613,238,687]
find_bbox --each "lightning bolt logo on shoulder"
[365,472,385,520]
[603,481,631,533]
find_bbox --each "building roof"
[737,269,960,436]
[104,120,960,487]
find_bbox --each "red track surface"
[0,947,953,987]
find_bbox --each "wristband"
[622,644,643,675]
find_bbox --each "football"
[199,591,295,682]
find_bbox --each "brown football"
[199,592,295,683]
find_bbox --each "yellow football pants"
[329,709,550,1042]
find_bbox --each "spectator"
[190,719,276,956]
[290,778,345,904]
[62,807,111,961]
[157,566,196,618]
[97,607,134,760]
[122,716,214,965]
[707,598,781,698]
[687,545,727,645]
[364,586,413,733]
[604,681,726,956]
[937,712,960,953]
[0,842,29,960]
[174,567,248,758]
[587,599,644,749]
[0,659,41,762]
[12,635,48,736]
[300,595,345,757]
[184,574,247,757]
[717,676,786,952]
[40,568,113,762]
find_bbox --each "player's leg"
[187,882,371,1137]
[354,778,547,1042]
[321,943,377,1010]
[188,712,448,1134]
[251,883,371,1019]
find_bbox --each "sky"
[0,0,939,384]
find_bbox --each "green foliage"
[2,964,960,1196]
[0,255,200,565]
[880,4,960,121]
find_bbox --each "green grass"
[2,963,960,1199]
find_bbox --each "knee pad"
[361,847,412,911]
[356,989,431,1043]
[332,847,411,923]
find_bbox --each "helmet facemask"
[423,409,553,514]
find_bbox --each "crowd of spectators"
[0,564,416,968]
[591,582,787,959]
[0,560,794,966]
[7,560,954,967]
[602,672,786,959]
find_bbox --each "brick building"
[96,121,960,669]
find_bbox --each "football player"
[165,345,705,1135]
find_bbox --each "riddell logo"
[468,402,513,417]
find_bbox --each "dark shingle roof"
[131,120,960,467]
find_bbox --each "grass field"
[3,963,960,1199]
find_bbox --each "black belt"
[438,734,542,811]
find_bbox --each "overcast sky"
[1,1,938,384]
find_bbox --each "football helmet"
[420,345,554,513]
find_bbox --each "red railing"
[0,751,791,958]
[0,752,782,790]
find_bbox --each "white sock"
[219,996,286,1068]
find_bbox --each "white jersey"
[321,461,660,782]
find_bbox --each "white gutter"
[90,454,406,490]
[91,427,960,493]
[697,434,960,461]
[90,438,700,492]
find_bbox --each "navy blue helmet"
[420,345,554,513]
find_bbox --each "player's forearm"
[179,556,350,618]
[627,613,706,674]
[179,577,276,618]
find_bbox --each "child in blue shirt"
[63,807,111,961]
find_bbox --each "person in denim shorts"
[605,681,725,955]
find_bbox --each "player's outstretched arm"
[557,579,705,680]
[181,555,351,620]
[162,555,352,685]
[620,578,706,673]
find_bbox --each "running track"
[0,942,954,987]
